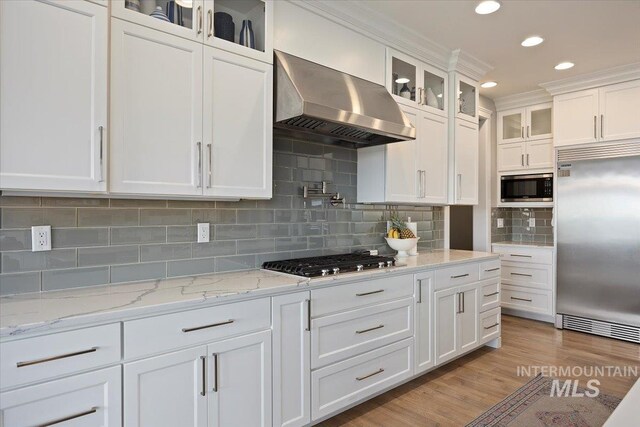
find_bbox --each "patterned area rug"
[467,374,621,426]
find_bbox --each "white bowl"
[385,237,420,258]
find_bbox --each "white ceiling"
[356,0,640,99]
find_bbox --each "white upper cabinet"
[110,19,204,196]
[203,48,272,199]
[452,119,479,205]
[357,106,448,205]
[386,49,448,117]
[498,103,552,144]
[554,80,640,147]
[526,103,553,141]
[453,73,478,123]
[0,0,108,193]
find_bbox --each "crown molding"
[293,0,492,76]
[448,49,493,81]
[493,89,552,111]
[478,106,494,119]
[540,62,640,96]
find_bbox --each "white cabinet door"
[453,119,479,205]
[525,139,554,170]
[553,89,599,147]
[207,331,272,427]
[385,106,418,203]
[110,18,203,196]
[415,272,434,374]
[458,284,479,354]
[526,103,553,141]
[497,142,526,172]
[272,293,310,427]
[434,287,458,366]
[124,346,207,427]
[417,112,448,204]
[498,108,525,144]
[1,366,121,427]
[203,47,273,199]
[0,0,107,192]
[599,80,640,142]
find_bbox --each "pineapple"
[390,213,415,239]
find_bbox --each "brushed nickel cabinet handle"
[207,143,212,188]
[17,347,98,368]
[456,292,462,314]
[601,114,604,138]
[594,115,597,139]
[510,254,532,258]
[417,279,422,304]
[462,292,465,313]
[356,324,384,334]
[356,289,384,297]
[526,153,529,166]
[182,319,234,333]
[356,368,384,381]
[305,299,311,332]
[527,125,530,138]
[422,170,427,198]
[416,170,422,198]
[511,296,532,302]
[457,174,462,200]
[98,126,104,182]
[207,9,213,38]
[510,272,533,277]
[484,267,500,272]
[38,407,98,427]
[521,154,524,167]
[484,323,499,330]
[451,273,469,279]
[196,142,202,188]
[521,126,524,138]
[484,291,499,297]
[200,356,206,396]
[197,6,203,35]
[212,353,219,392]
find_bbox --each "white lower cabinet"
[1,366,121,427]
[414,272,434,374]
[272,293,311,427]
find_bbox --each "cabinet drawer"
[492,245,553,265]
[435,263,480,290]
[501,285,552,315]
[312,298,413,369]
[0,323,121,390]
[311,339,413,421]
[479,280,500,312]
[479,307,501,344]
[479,259,501,280]
[124,298,270,359]
[502,264,551,290]
[311,274,413,317]
[0,366,121,427]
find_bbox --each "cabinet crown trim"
[494,89,552,111]
[540,62,640,96]
[448,49,493,81]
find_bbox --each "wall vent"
[563,315,640,344]
[557,141,640,162]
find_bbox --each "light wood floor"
[320,315,640,427]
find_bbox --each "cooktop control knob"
[321,269,330,276]
[378,262,385,268]
[387,260,394,267]
[356,264,364,272]
[332,267,340,275]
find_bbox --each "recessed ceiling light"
[555,62,575,70]
[481,81,498,88]
[475,0,501,15]
[395,77,410,84]
[521,36,544,47]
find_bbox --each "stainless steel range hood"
[274,50,415,148]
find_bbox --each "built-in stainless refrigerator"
[556,141,640,343]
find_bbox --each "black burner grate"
[262,253,395,277]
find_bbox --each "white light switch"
[528,218,536,228]
[32,226,52,252]
[197,223,210,243]
[497,218,504,228]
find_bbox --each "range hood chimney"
[273,50,416,148]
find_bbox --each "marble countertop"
[0,249,497,339]
[492,241,555,248]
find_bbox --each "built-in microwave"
[500,173,553,203]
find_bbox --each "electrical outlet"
[31,226,52,252]
[197,223,210,243]
[497,218,504,228]
[528,218,536,228]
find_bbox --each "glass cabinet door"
[387,49,419,106]
[527,104,552,140]
[458,79,477,120]
[423,66,447,115]
[114,0,204,42]
[500,109,525,143]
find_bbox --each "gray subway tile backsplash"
[0,137,444,294]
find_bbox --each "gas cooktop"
[262,253,396,277]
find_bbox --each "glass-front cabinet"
[112,0,272,63]
[386,48,448,117]
[453,73,478,122]
[498,102,552,143]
